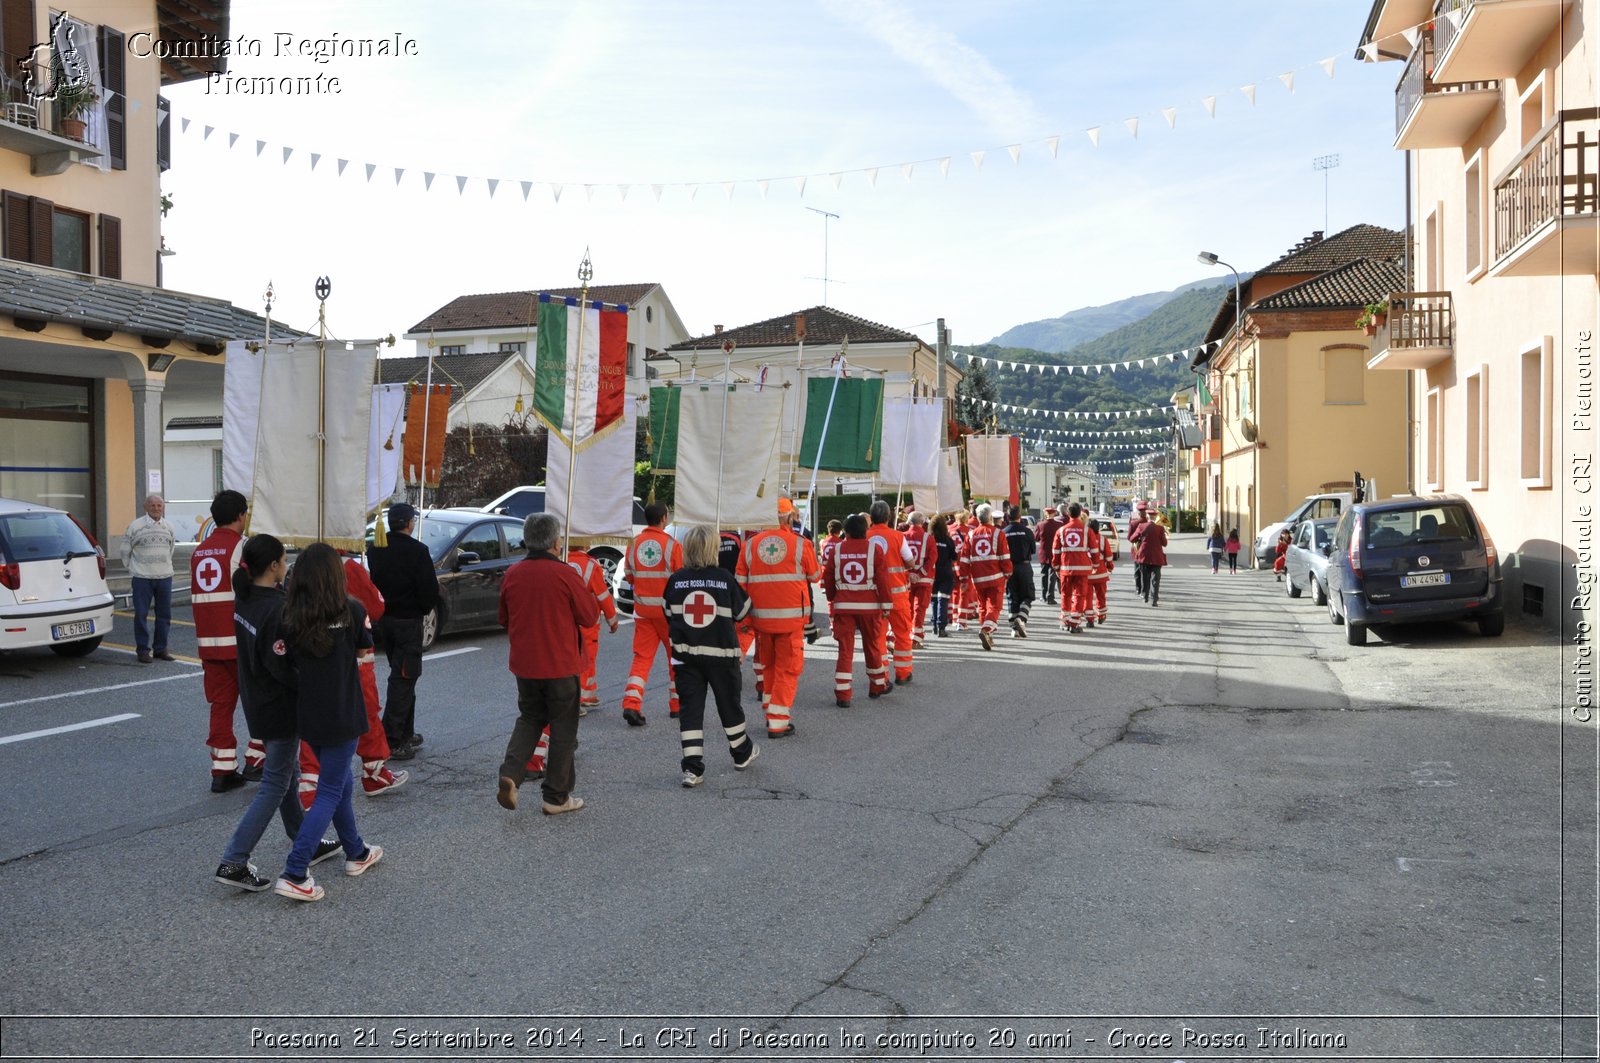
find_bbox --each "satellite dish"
[1241,417,1259,442]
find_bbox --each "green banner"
[799,377,884,473]
[647,386,681,472]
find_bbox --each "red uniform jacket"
[1054,519,1091,575]
[568,548,617,627]
[822,538,892,613]
[958,524,1012,588]
[904,525,934,586]
[191,526,243,661]
[343,558,386,667]
[1131,521,1169,566]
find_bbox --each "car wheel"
[420,607,440,651]
[1478,611,1505,637]
[1345,619,1368,647]
[49,635,102,658]
[1310,576,1327,607]
[589,548,622,588]
[1285,570,1302,598]
[1327,590,1343,625]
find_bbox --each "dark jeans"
[1041,564,1058,601]
[376,615,424,746]
[500,676,580,805]
[285,738,365,878]
[673,655,752,774]
[1133,561,1145,596]
[221,735,302,866]
[1140,564,1163,603]
[1227,552,1239,573]
[130,576,171,653]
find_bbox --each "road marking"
[1396,856,1456,872]
[114,611,196,628]
[0,672,201,710]
[424,646,482,661]
[0,713,141,745]
[102,642,203,666]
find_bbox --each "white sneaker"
[735,743,761,771]
[681,770,704,788]
[344,844,384,877]
[272,874,324,902]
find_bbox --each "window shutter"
[3,190,29,260]
[97,213,119,278]
[27,193,50,266]
[98,26,125,170]
[155,96,169,171]
[0,0,35,86]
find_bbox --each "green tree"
[956,358,998,429]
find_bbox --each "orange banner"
[402,383,451,487]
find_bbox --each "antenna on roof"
[805,206,841,306]
[1313,154,1340,234]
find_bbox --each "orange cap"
[778,498,796,516]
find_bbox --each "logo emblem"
[1418,555,1430,567]
[843,559,867,584]
[682,590,717,628]
[196,556,224,593]
[974,535,993,558]
[869,535,889,557]
[272,638,287,656]
[1063,530,1082,549]
[758,535,788,566]
[637,539,663,568]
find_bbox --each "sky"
[159,1,1407,355]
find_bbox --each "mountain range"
[987,276,1238,352]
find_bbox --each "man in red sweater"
[494,513,599,815]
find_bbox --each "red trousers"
[909,583,932,642]
[974,583,1004,632]
[622,615,678,716]
[299,660,391,798]
[1058,571,1090,627]
[202,659,263,776]
[1088,576,1108,623]
[831,612,888,704]
[753,627,803,734]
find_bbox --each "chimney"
[713,324,723,334]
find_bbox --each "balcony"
[1395,28,1499,149]
[1370,0,1438,53]
[1491,108,1600,277]
[1366,292,1454,371]
[0,98,104,176]
[1433,0,1572,84]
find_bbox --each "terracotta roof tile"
[666,305,924,353]
[408,284,660,333]
[1253,256,1406,311]
[1256,223,1404,276]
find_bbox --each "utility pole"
[805,206,840,305]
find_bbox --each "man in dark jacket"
[366,503,439,760]
[1002,506,1036,638]
[1034,506,1063,603]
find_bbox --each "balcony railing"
[1386,292,1453,349]
[1395,27,1500,143]
[1493,108,1600,263]
[1433,0,1463,58]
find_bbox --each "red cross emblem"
[682,590,717,628]
[1064,529,1082,549]
[974,536,993,558]
[843,559,866,584]
[196,556,224,592]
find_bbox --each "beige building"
[1358,0,1597,628]
[1192,225,1412,555]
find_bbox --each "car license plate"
[1400,572,1450,588]
[52,619,94,640]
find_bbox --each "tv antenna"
[1313,154,1340,233]
[805,206,840,305]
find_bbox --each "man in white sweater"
[122,493,177,663]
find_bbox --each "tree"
[431,414,547,508]
[956,359,998,430]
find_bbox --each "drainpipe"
[1404,147,1415,495]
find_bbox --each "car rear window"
[1362,504,1476,550]
[0,511,94,561]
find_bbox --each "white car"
[0,497,114,656]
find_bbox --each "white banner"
[913,447,964,516]
[965,435,1013,499]
[366,384,406,513]
[880,398,944,489]
[675,387,785,529]
[221,340,263,502]
[546,394,636,544]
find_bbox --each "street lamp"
[1197,250,1244,544]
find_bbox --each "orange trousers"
[622,615,678,716]
[875,597,915,682]
[753,627,803,734]
[579,623,600,704]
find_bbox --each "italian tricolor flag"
[532,297,629,449]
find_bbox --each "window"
[1323,347,1365,404]
[501,519,524,555]
[1464,151,1484,277]
[498,341,525,355]
[2,191,110,274]
[1424,204,1441,289]
[1425,386,1443,490]
[1520,336,1553,487]
[50,206,86,272]
[1464,364,1488,489]
[626,342,637,376]
[211,448,222,494]
[438,344,464,356]
[458,523,502,563]
[1519,72,1548,148]
[645,305,653,322]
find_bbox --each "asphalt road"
[0,536,1592,1062]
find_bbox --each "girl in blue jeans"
[275,543,385,902]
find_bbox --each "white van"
[0,498,114,656]
[1254,491,1356,566]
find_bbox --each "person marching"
[1055,503,1092,633]
[523,540,621,779]
[366,503,439,761]
[1001,505,1036,638]
[1086,519,1114,627]
[1130,511,1170,605]
[191,489,266,792]
[1206,521,1226,574]
[955,509,982,631]
[947,516,969,630]
[1226,527,1242,574]
[736,498,819,739]
[717,528,758,659]
[665,526,761,787]
[928,515,958,638]
[1035,505,1063,605]
[1127,500,1150,599]
[867,500,916,685]
[618,502,682,727]
[817,519,844,641]
[959,504,1012,651]
[904,512,934,647]
[822,513,893,705]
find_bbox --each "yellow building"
[1192,225,1411,554]
[0,2,276,549]
[1358,0,1596,629]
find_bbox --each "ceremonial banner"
[546,395,636,546]
[675,386,784,528]
[965,435,1014,499]
[533,297,629,450]
[912,447,964,516]
[881,397,943,488]
[367,384,406,512]
[221,340,264,502]
[798,376,883,472]
[647,385,682,472]
[402,383,451,487]
[1009,435,1022,507]
[251,344,377,551]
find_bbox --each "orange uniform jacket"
[568,549,618,624]
[736,527,820,631]
[625,528,682,621]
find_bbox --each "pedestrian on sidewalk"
[1206,522,1226,574]
[122,493,177,664]
[665,526,760,787]
[274,543,385,902]
[214,534,340,892]
[495,513,597,815]
[1226,528,1241,574]
[1130,513,1169,606]
[366,503,439,761]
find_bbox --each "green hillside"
[987,276,1228,352]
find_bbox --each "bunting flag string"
[159,14,1423,207]
[976,398,1182,421]
[957,343,1214,375]
[1012,424,1169,439]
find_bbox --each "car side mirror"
[454,550,481,571]
[1322,544,1333,557]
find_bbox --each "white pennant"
[618,184,630,201]
[520,180,532,201]
[424,172,436,191]
[939,156,951,176]
[255,139,266,156]
[723,181,735,199]
[1360,42,1379,62]
[203,124,213,140]
[552,184,563,202]
[830,171,843,189]
[1445,8,1463,29]
[228,132,239,149]
[282,146,293,164]
[1401,27,1419,48]
[1241,84,1257,105]
[1124,117,1139,138]
[796,176,807,196]
[758,180,769,198]
[1052,365,1061,375]
[867,167,878,187]
[309,152,320,171]
[486,179,499,198]
[394,167,405,186]
[337,159,348,176]
[1278,71,1295,93]
[1086,127,1101,147]
[970,150,985,170]
[457,175,469,194]
[584,184,595,201]
[1162,107,1177,128]
[181,117,191,133]
[902,163,914,182]
[1122,361,1131,370]
[652,184,664,201]
[1202,95,1217,118]
[1007,144,1021,164]
[687,183,699,201]
[1320,56,1337,78]
[365,163,376,182]
[1046,135,1060,158]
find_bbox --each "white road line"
[101,643,203,667]
[0,671,201,710]
[424,646,482,661]
[0,713,141,745]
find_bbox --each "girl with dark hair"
[274,542,384,902]
[215,536,339,891]
[929,515,957,637]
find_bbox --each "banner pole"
[563,250,594,561]
[802,346,846,537]
[714,355,731,529]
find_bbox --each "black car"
[367,509,526,649]
[1324,495,1503,647]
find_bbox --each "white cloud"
[818,0,1047,142]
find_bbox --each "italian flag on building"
[532,295,630,450]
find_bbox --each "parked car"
[1283,517,1337,605]
[0,497,113,656]
[1323,495,1503,647]
[480,486,645,586]
[366,509,528,650]
[1255,491,1354,566]
[1088,515,1120,562]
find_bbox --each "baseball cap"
[777,498,796,516]
[387,502,418,529]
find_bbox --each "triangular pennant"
[255,139,266,156]
[365,163,376,182]
[1124,117,1139,138]
[1320,56,1337,78]
[1161,107,1177,128]
[796,176,807,196]
[520,180,532,201]
[758,179,769,198]
[902,162,915,182]
[456,174,469,194]
[1278,71,1295,93]
[723,181,735,199]
[1202,95,1217,117]
[1052,365,1060,375]
[652,184,664,201]
[1046,134,1060,158]
[1241,84,1256,105]
[228,132,239,148]
[181,117,191,133]
[939,156,951,176]
[282,146,293,164]
[309,152,320,171]
[424,172,436,191]
[617,183,630,201]
[1086,127,1101,147]
[584,184,595,201]
[337,159,348,176]
[203,124,213,140]
[830,171,843,189]
[866,167,878,187]
[393,167,405,186]
[1445,8,1463,29]
[1360,42,1379,61]
[486,179,498,198]
[687,183,698,201]
[552,184,563,202]
[1007,144,1021,164]
[1401,27,1420,48]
